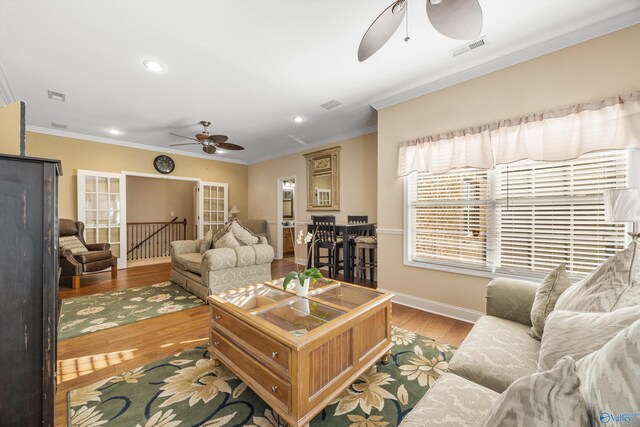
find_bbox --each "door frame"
[276,175,296,260]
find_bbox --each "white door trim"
[276,175,296,260]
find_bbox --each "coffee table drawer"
[210,328,291,414]
[210,305,290,375]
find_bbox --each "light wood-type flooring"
[55,260,473,426]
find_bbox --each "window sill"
[402,259,548,283]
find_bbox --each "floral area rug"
[58,282,206,341]
[67,327,456,427]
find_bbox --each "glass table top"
[310,284,381,310]
[218,284,292,310]
[254,297,345,336]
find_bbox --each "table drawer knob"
[271,386,278,393]
[214,315,221,320]
[271,351,278,358]
[213,341,220,346]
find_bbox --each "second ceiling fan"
[170,121,244,154]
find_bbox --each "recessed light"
[107,129,121,135]
[142,59,165,72]
[292,116,305,124]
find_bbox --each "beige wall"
[248,132,378,256]
[24,131,248,223]
[377,25,640,313]
[126,176,197,240]
[0,101,23,155]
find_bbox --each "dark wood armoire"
[0,154,61,426]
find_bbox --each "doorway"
[276,176,296,261]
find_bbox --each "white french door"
[77,170,127,269]
[198,181,228,238]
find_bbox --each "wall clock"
[153,155,175,174]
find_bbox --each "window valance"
[397,91,640,176]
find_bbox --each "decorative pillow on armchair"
[555,242,640,312]
[59,235,88,254]
[529,264,572,340]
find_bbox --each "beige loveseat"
[170,219,274,299]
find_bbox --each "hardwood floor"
[55,260,472,426]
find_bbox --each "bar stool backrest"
[312,215,338,245]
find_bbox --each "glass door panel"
[199,181,228,237]
[78,170,126,268]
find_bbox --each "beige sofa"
[170,219,274,299]
[409,275,633,426]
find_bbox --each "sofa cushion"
[174,252,203,275]
[529,264,572,340]
[449,316,540,393]
[199,228,215,254]
[229,220,259,245]
[556,242,640,312]
[60,235,88,254]
[576,319,640,426]
[254,244,275,265]
[399,373,499,427]
[538,306,640,371]
[234,246,256,267]
[480,356,588,427]
[214,230,241,249]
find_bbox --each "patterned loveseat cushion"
[399,373,499,427]
[449,316,540,393]
[173,252,204,275]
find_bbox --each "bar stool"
[311,215,344,279]
[355,235,377,281]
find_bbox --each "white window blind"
[406,151,631,279]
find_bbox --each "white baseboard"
[378,288,483,324]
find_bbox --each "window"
[405,151,634,279]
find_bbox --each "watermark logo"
[599,411,640,424]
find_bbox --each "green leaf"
[305,267,321,276]
[283,272,298,290]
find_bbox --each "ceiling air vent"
[51,122,67,129]
[47,90,65,101]
[450,37,486,57]
[320,99,342,110]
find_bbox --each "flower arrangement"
[283,229,324,293]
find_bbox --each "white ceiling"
[1,0,639,164]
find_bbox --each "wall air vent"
[51,122,67,129]
[320,99,342,110]
[450,37,487,57]
[47,90,65,101]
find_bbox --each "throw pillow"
[59,235,88,254]
[538,306,640,371]
[555,242,640,312]
[576,319,640,426]
[529,264,572,340]
[480,356,589,427]
[213,230,241,249]
[199,229,215,254]
[228,220,259,245]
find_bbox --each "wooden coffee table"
[207,279,393,427]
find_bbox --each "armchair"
[59,219,117,289]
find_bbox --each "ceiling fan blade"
[208,134,229,144]
[215,142,244,151]
[170,133,199,142]
[357,0,407,62]
[203,145,217,154]
[426,0,483,40]
[169,142,199,147]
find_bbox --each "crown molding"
[250,125,377,164]
[25,125,249,165]
[371,8,640,110]
[0,61,16,106]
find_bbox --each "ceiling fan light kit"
[169,120,244,155]
[358,0,484,62]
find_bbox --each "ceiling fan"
[169,121,244,154]
[358,0,483,62]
